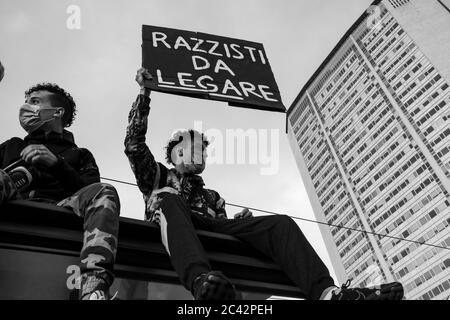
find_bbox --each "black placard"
[142,25,286,113]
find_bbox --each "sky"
[0,0,375,286]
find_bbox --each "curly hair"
[25,83,77,127]
[165,129,210,165]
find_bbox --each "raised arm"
[124,68,159,194]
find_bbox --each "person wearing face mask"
[0,83,120,300]
[124,68,404,301]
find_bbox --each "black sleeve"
[0,140,6,169]
[0,137,25,170]
[214,190,228,219]
[48,148,100,193]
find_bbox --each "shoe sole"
[366,282,404,300]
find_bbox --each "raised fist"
[135,67,152,89]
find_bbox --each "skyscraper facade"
[287,0,450,300]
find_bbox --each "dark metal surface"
[0,200,303,299]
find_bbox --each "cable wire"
[101,176,138,187]
[100,176,450,252]
[226,202,450,252]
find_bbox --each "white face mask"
[19,103,57,133]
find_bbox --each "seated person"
[0,83,120,300]
[124,68,404,300]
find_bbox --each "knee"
[88,182,121,216]
[99,183,119,198]
[157,192,189,216]
[159,192,184,205]
[102,183,121,213]
[271,214,296,229]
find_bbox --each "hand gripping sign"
[142,25,286,113]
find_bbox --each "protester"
[0,83,120,300]
[124,68,404,300]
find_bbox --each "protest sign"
[142,25,286,113]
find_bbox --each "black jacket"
[0,130,100,201]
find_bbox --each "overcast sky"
[0,0,375,285]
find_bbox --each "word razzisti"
[142,25,286,113]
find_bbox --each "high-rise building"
[287,0,450,300]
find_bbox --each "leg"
[57,182,120,299]
[157,193,237,300]
[208,215,335,300]
[156,193,211,291]
[0,169,18,205]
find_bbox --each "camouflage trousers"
[0,169,120,298]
